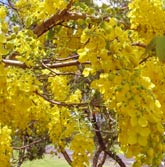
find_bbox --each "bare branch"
[2,59,27,68]
[92,146,102,167]
[92,113,106,150]
[33,6,105,37]
[35,91,89,107]
[7,0,17,11]
[13,138,45,150]
[2,58,91,68]
[33,0,74,37]
[33,11,88,37]
[46,60,90,68]
[55,54,78,61]
[131,42,146,48]
[92,113,126,167]
[139,54,152,64]
[98,151,107,167]
[60,148,72,166]
[41,61,79,75]
[105,150,126,167]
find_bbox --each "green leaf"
[47,29,55,40]
[155,35,165,62]
[145,36,156,53]
[145,35,165,62]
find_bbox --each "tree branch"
[55,54,78,61]
[105,150,126,167]
[35,91,89,107]
[60,148,72,166]
[2,59,27,68]
[131,42,146,48]
[92,113,106,150]
[46,60,90,68]
[92,146,102,167]
[92,113,126,167]
[33,11,105,37]
[98,151,107,167]
[41,61,79,76]
[13,138,45,150]
[7,0,18,11]
[2,0,103,68]
[2,59,91,68]
[33,0,74,37]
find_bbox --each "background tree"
[0,0,165,167]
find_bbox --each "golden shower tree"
[0,0,165,166]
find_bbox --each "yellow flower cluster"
[0,33,8,60]
[0,6,8,59]
[48,105,94,167]
[48,106,76,148]
[142,58,165,119]
[54,27,82,58]
[7,30,45,66]
[48,75,70,101]
[0,65,43,130]
[128,0,165,42]
[92,69,164,166]
[0,125,12,167]
[70,133,94,167]
[15,0,68,26]
[78,18,142,76]
[0,6,8,33]
[44,0,67,16]
[67,89,82,103]
[0,6,6,20]
[1,0,165,166]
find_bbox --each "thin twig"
[13,138,45,150]
[35,91,89,107]
[139,55,152,64]
[7,0,18,11]
[41,61,78,75]
[55,54,78,61]
[131,42,146,48]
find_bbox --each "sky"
[93,0,109,6]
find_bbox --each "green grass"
[21,154,113,167]
[21,155,69,167]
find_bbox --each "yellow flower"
[0,6,6,21]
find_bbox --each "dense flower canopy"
[0,0,165,166]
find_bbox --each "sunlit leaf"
[146,35,165,62]
[156,35,165,62]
